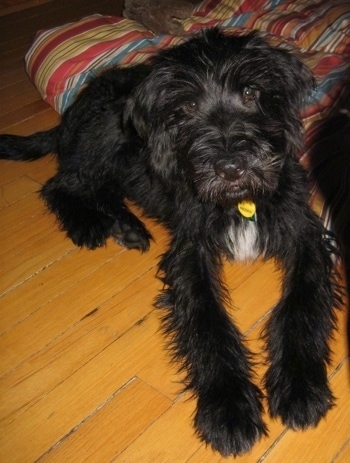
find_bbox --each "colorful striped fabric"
[24,0,350,238]
[183,0,350,54]
[26,15,162,112]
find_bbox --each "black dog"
[0,29,342,456]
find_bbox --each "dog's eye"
[243,87,258,104]
[183,101,198,113]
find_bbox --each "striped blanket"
[25,0,350,240]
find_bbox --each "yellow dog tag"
[238,200,257,221]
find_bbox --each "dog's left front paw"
[111,214,152,252]
[194,385,267,457]
[266,369,334,429]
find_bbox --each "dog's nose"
[215,160,246,182]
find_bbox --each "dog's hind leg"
[157,237,267,457]
[41,174,151,251]
[264,216,342,430]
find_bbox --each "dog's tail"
[0,127,59,161]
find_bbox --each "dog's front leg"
[265,222,341,430]
[157,238,267,456]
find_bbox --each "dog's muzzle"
[214,157,247,183]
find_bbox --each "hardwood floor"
[0,1,349,461]
[0,0,52,17]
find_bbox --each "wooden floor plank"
[0,230,164,372]
[0,79,35,105]
[0,157,55,186]
[0,0,52,18]
[0,218,74,294]
[0,174,41,207]
[38,378,172,462]
[0,192,48,232]
[333,440,350,463]
[0,245,117,333]
[0,86,43,116]
[0,68,28,89]
[0,102,57,133]
[0,312,165,462]
[226,259,281,332]
[0,270,161,423]
[114,393,201,463]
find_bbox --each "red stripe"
[236,0,268,15]
[45,30,148,95]
[195,0,222,18]
[29,16,121,78]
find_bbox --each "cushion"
[25,14,183,114]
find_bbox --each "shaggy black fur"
[0,29,342,456]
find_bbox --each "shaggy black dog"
[0,29,342,456]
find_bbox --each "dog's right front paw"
[63,209,116,249]
[194,386,267,457]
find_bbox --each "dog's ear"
[227,31,315,155]
[236,32,315,109]
[124,75,180,182]
[275,47,315,110]
[268,47,315,151]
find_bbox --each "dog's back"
[0,63,151,163]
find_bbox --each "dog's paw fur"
[111,213,152,252]
[66,209,116,249]
[266,367,334,429]
[194,384,267,456]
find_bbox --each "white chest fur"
[226,219,260,262]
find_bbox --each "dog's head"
[125,28,314,207]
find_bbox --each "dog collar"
[237,200,257,222]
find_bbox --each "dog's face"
[126,29,314,207]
